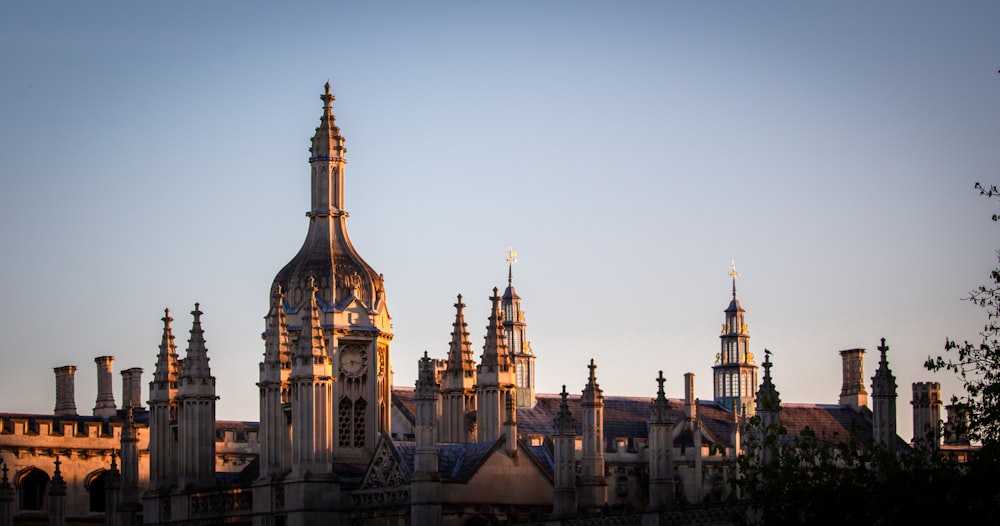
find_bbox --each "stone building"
[0,85,972,525]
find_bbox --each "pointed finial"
[729,260,741,299]
[192,302,202,319]
[762,349,773,379]
[560,385,568,403]
[53,455,62,475]
[505,246,518,286]
[588,359,597,382]
[325,81,331,95]
[656,370,666,396]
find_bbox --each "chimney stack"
[838,348,868,409]
[93,356,117,418]
[121,368,143,411]
[53,366,78,416]
[684,373,697,422]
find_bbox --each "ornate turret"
[259,287,293,477]
[148,309,178,489]
[501,247,536,407]
[578,359,608,512]
[551,386,577,518]
[441,294,477,443]
[263,84,393,467]
[176,304,217,489]
[648,371,675,510]
[713,262,758,416]
[871,338,898,450]
[289,278,334,475]
[475,288,516,442]
[755,350,781,465]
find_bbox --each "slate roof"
[392,436,553,483]
[391,388,906,452]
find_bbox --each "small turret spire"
[651,370,670,423]
[183,303,211,377]
[481,288,510,367]
[153,308,178,384]
[447,294,475,372]
[298,277,326,358]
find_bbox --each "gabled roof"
[393,435,554,483]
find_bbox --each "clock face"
[340,346,365,377]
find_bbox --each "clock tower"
[259,84,393,474]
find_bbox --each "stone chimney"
[684,373,697,422]
[911,382,942,447]
[120,368,143,411]
[838,348,868,409]
[93,356,117,418]
[53,366,78,416]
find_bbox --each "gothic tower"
[501,249,536,408]
[262,83,393,466]
[441,294,476,443]
[712,263,758,416]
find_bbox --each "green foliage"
[926,182,1000,446]
[732,416,991,525]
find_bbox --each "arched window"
[17,468,48,511]
[87,470,109,513]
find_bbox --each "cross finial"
[505,246,518,285]
[656,370,666,395]
[878,337,889,364]
[762,349,773,379]
[729,260,741,299]
[560,385,568,402]
[588,358,597,382]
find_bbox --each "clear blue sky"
[2,2,998,441]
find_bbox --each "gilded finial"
[729,260,741,299]
[505,246,518,286]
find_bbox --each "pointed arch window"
[17,467,48,511]
[86,470,109,512]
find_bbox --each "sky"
[1,2,998,442]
